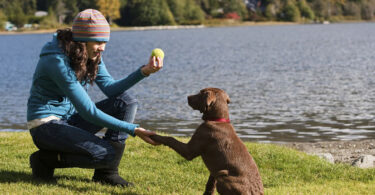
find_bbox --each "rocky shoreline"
[281,139,375,168]
[0,21,296,35]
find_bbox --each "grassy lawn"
[1,132,375,194]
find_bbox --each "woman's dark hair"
[56,28,99,84]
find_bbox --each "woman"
[27,9,161,186]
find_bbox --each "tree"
[19,0,37,15]
[39,7,60,28]
[64,0,79,23]
[297,0,315,20]
[311,0,328,19]
[166,0,184,23]
[77,0,98,10]
[96,0,121,24]
[56,0,67,24]
[264,0,283,20]
[280,0,301,22]
[0,0,6,9]
[166,0,204,24]
[122,0,175,26]
[221,0,247,19]
[0,9,6,29]
[326,0,346,18]
[1,0,37,27]
[183,0,205,23]
[37,0,49,11]
[6,2,29,27]
[360,0,375,20]
[343,1,361,19]
[196,0,220,16]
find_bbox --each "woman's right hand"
[141,56,163,76]
[134,127,160,145]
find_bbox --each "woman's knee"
[113,92,139,123]
[114,92,139,111]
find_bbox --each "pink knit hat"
[72,9,110,42]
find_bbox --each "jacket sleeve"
[95,60,147,98]
[44,55,138,136]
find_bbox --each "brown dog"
[150,88,264,195]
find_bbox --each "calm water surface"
[1,23,375,143]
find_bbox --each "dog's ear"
[203,90,216,112]
[225,93,231,104]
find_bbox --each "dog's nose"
[187,96,193,104]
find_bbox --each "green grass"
[1,132,375,194]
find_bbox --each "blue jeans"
[29,92,138,168]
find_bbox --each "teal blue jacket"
[27,34,146,136]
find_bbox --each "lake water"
[1,23,375,143]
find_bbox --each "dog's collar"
[205,118,230,123]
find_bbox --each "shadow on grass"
[0,170,138,195]
[0,170,36,183]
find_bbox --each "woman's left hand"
[141,56,163,76]
[134,127,160,146]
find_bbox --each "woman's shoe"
[92,141,134,187]
[29,151,55,180]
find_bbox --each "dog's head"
[187,88,230,118]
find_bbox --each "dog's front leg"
[150,135,200,161]
[203,175,216,195]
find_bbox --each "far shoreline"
[0,20,371,36]
[0,21,323,35]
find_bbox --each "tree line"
[0,0,374,29]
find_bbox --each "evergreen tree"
[343,1,361,19]
[0,0,6,9]
[96,0,121,24]
[56,0,67,24]
[166,0,204,24]
[77,0,98,10]
[280,0,301,22]
[196,0,220,16]
[37,0,49,11]
[360,0,375,20]
[184,0,205,23]
[21,0,37,15]
[39,7,60,28]
[122,0,175,26]
[166,0,184,23]
[311,0,327,19]
[297,0,315,20]
[264,0,282,20]
[0,9,6,29]
[6,1,29,27]
[64,0,79,23]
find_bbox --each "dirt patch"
[281,139,375,164]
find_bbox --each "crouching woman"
[27,9,161,186]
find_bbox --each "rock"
[313,153,335,164]
[283,139,375,165]
[352,155,375,168]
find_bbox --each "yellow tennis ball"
[151,48,164,59]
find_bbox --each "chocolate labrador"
[150,88,264,195]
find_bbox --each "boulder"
[313,153,335,164]
[352,155,375,168]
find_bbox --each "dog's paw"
[149,135,164,143]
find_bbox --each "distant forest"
[0,0,374,29]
